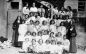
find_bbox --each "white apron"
[18,24,27,41]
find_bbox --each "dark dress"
[12,17,23,47]
[68,26,77,53]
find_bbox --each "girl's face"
[22,21,25,24]
[38,39,43,45]
[30,20,34,24]
[51,40,56,45]
[32,32,36,36]
[58,32,62,37]
[51,20,55,25]
[38,32,42,36]
[25,15,28,18]
[60,22,64,26]
[46,40,50,44]
[27,32,30,36]
[32,39,36,45]
[43,21,47,25]
[35,21,40,25]
[63,35,66,40]
[25,38,29,42]
[43,30,48,35]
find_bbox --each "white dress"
[57,26,67,36]
[62,39,70,51]
[18,24,27,41]
[35,36,42,42]
[56,19,65,26]
[39,43,47,52]
[49,25,57,34]
[27,24,37,33]
[22,35,33,51]
[42,35,49,43]
[39,25,49,32]
[49,45,63,54]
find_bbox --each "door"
[7,10,20,41]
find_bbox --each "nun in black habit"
[67,24,77,53]
[12,16,23,47]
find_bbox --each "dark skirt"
[13,29,19,47]
[69,37,77,53]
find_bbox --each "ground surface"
[0,47,86,54]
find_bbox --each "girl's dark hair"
[42,20,47,25]
[67,6,72,11]
[38,31,42,35]
[25,14,29,17]
[32,32,36,36]
[50,20,55,25]
[50,32,54,37]
[50,32,54,35]
[26,31,31,35]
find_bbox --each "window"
[11,2,19,9]
[78,0,86,11]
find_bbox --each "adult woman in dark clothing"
[67,25,77,53]
[12,16,23,47]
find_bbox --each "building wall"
[0,0,22,39]
[0,0,7,37]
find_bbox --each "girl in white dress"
[62,35,70,53]
[36,39,43,52]
[49,20,57,34]
[49,32,55,41]
[31,39,37,52]
[31,32,37,40]
[22,31,32,52]
[36,31,42,42]
[39,20,49,32]
[42,30,49,43]
[34,20,41,31]
[55,32,63,42]
[27,20,37,33]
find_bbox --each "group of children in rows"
[17,13,72,54]
[21,30,70,54]
[12,2,77,54]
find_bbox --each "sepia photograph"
[0,0,86,54]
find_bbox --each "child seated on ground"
[55,32,63,42]
[62,35,70,53]
[21,31,32,52]
[36,39,43,53]
[42,30,49,43]
[36,31,42,42]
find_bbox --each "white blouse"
[30,7,38,12]
[23,7,29,14]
